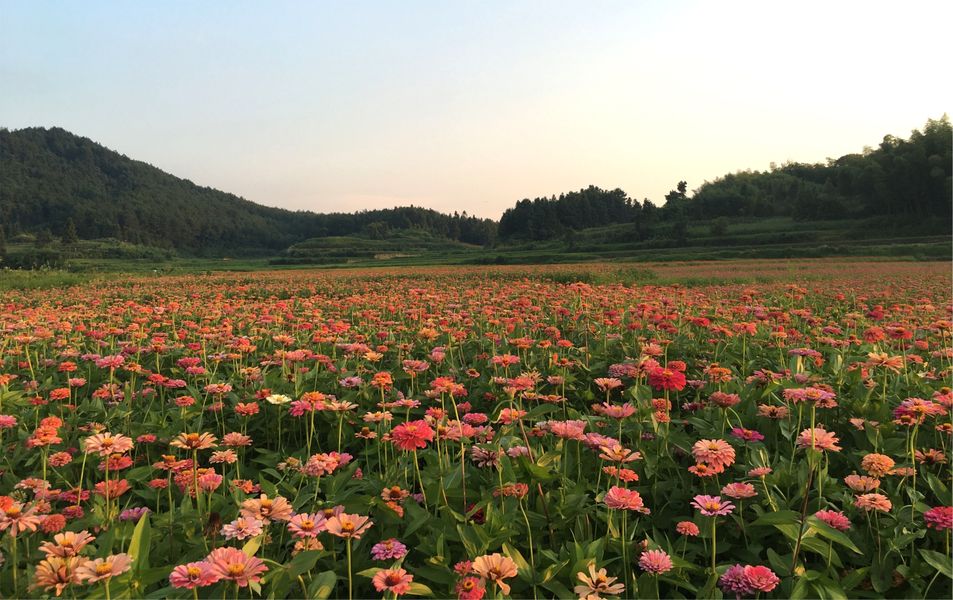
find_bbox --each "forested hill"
[497,116,952,241]
[0,127,497,253]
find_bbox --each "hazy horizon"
[2,1,950,219]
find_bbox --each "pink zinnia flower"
[603,486,650,514]
[924,506,952,530]
[691,439,736,469]
[390,420,435,451]
[721,482,757,499]
[205,547,268,587]
[75,553,133,583]
[854,493,892,513]
[638,549,673,574]
[169,561,220,589]
[222,517,263,540]
[676,521,700,536]
[691,495,735,517]
[287,512,326,538]
[372,567,413,595]
[325,513,373,539]
[743,565,780,592]
[796,427,841,452]
[814,509,851,531]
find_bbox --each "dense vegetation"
[0,127,496,254]
[1,117,948,264]
[497,116,952,241]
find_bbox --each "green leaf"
[501,542,532,581]
[405,582,434,596]
[920,549,953,579]
[309,570,338,600]
[404,501,431,537]
[286,550,322,578]
[800,537,843,567]
[840,567,867,590]
[807,517,862,554]
[790,576,811,599]
[518,456,556,482]
[128,513,151,572]
[358,567,384,578]
[242,534,262,557]
[752,510,800,526]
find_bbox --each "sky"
[2,1,950,219]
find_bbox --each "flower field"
[1,260,951,599]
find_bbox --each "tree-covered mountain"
[497,116,952,241]
[1,117,948,258]
[0,127,497,253]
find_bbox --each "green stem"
[346,538,353,600]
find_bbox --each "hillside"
[0,127,496,254]
[498,116,952,241]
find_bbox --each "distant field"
[3,257,950,292]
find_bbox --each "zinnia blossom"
[0,501,43,535]
[239,494,294,524]
[169,561,220,589]
[205,547,268,587]
[691,439,736,469]
[372,567,414,595]
[691,495,735,517]
[39,530,96,558]
[743,565,780,592]
[923,506,952,530]
[82,433,133,456]
[638,549,673,575]
[325,512,373,539]
[676,521,700,536]
[371,538,409,560]
[222,517,264,540]
[854,493,892,513]
[796,427,841,452]
[861,453,895,477]
[287,512,326,538]
[814,509,851,531]
[603,486,650,514]
[170,432,218,451]
[32,556,85,596]
[648,367,687,391]
[472,553,519,596]
[574,563,625,599]
[75,553,133,583]
[721,482,757,499]
[390,420,435,451]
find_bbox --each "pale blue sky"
[2,1,950,218]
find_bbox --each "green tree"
[62,217,79,244]
[35,228,53,247]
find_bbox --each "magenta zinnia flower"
[924,506,953,530]
[691,495,735,517]
[371,538,409,560]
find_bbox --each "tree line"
[497,116,951,240]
